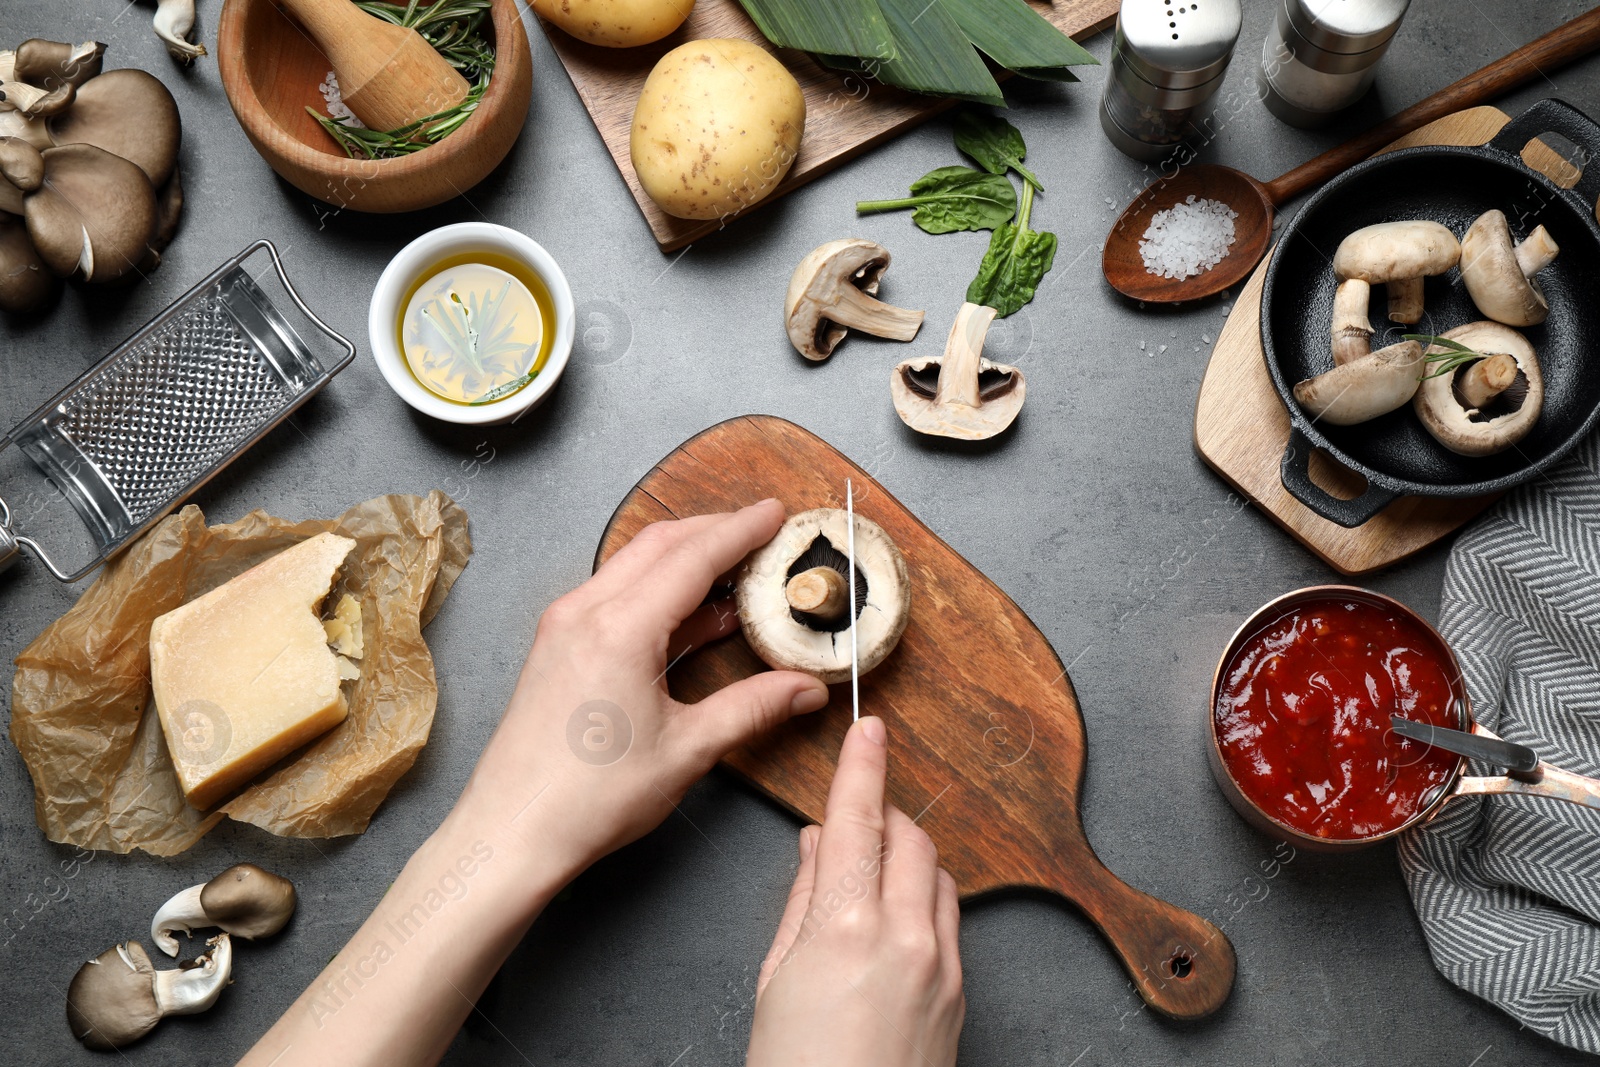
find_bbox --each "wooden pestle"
[276,0,470,131]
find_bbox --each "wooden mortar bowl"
[217,0,532,213]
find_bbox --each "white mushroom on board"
[1331,221,1460,347]
[1292,339,1426,425]
[152,863,298,957]
[66,935,232,1050]
[1459,209,1560,327]
[785,239,925,361]
[890,302,1025,440]
[1413,320,1544,456]
[736,508,910,685]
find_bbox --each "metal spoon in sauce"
[1101,10,1600,304]
[1390,714,1539,775]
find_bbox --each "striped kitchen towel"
[1399,432,1600,1053]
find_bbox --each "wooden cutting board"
[595,416,1235,1020]
[1194,106,1580,575]
[541,0,1119,251]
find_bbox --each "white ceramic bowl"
[368,223,575,425]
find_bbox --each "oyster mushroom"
[890,302,1025,440]
[0,77,74,119]
[1292,339,1426,426]
[155,0,208,62]
[1413,320,1543,456]
[0,106,52,151]
[13,39,106,91]
[1459,209,1559,327]
[0,135,43,213]
[785,238,924,361]
[24,143,158,282]
[66,935,232,1051]
[152,863,297,957]
[50,68,183,188]
[736,508,910,685]
[0,212,58,314]
[1332,220,1460,335]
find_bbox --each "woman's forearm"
[239,801,572,1067]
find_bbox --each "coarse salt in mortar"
[1139,195,1238,280]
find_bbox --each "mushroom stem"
[1515,225,1559,278]
[155,0,208,61]
[937,301,996,408]
[1387,277,1424,325]
[785,566,850,622]
[151,935,231,1017]
[829,282,924,342]
[1331,278,1373,365]
[151,885,206,957]
[1460,353,1519,409]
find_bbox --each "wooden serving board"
[596,416,1235,1020]
[541,0,1119,251]
[1194,106,1580,576]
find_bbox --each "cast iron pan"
[1262,99,1600,527]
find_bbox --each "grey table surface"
[5,0,1600,1064]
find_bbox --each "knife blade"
[847,479,859,723]
[1389,714,1540,774]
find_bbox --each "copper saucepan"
[1207,585,1600,853]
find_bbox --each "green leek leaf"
[871,0,1005,106]
[944,0,1097,74]
[734,0,897,61]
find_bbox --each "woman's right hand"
[746,716,965,1067]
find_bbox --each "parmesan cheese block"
[150,532,358,810]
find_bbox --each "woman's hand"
[457,498,831,880]
[747,717,965,1067]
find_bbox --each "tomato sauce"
[1214,597,1461,840]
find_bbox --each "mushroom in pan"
[736,508,910,685]
[23,143,158,283]
[785,238,925,361]
[1292,339,1426,425]
[66,935,232,1050]
[1459,209,1559,327]
[13,40,106,91]
[152,863,297,957]
[890,301,1025,440]
[1331,221,1460,345]
[1413,320,1543,456]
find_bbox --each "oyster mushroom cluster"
[1293,210,1558,457]
[0,40,184,315]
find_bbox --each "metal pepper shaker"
[1099,0,1243,162]
[1259,0,1411,127]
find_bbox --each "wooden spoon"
[1103,8,1600,304]
[275,0,470,132]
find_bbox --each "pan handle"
[1452,721,1600,811]
[1487,98,1600,212]
[1279,427,1397,527]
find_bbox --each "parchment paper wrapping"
[9,492,471,856]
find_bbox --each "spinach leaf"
[856,166,1017,233]
[954,109,1042,191]
[965,182,1055,316]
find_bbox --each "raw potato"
[533,0,694,47]
[630,38,805,221]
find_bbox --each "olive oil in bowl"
[397,251,556,406]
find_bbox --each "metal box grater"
[0,240,355,582]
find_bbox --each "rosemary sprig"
[1401,334,1493,380]
[310,0,495,159]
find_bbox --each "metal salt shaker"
[1099,0,1243,162]
[1259,0,1411,127]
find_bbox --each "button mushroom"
[785,238,925,361]
[890,301,1025,440]
[49,68,183,188]
[13,39,106,91]
[24,143,158,282]
[1331,221,1460,338]
[1292,339,1425,425]
[152,863,297,956]
[736,507,910,685]
[66,935,232,1050]
[1413,320,1543,456]
[1459,209,1559,327]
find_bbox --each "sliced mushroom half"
[1459,209,1559,327]
[1413,320,1543,456]
[785,238,924,361]
[890,302,1024,440]
[152,863,297,956]
[736,507,910,685]
[1292,339,1425,426]
[66,935,232,1050]
[1332,220,1460,332]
